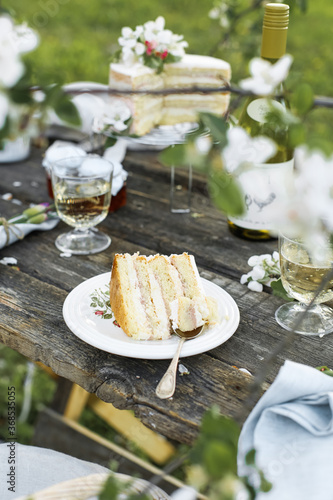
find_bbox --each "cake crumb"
[136,375,140,379]
[191,212,205,218]
[178,364,190,376]
[239,368,252,376]
[13,181,22,187]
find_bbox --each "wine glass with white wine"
[275,233,333,336]
[51,155,113,255]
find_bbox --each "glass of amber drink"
[275,233,333,336]
[51,155,113,255]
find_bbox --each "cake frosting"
[109,252,219,340]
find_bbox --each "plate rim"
[63,272,240,360]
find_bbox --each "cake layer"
[161,94,230,126]
[110,63,164,91]
[163,54,231,88]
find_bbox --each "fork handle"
[155,337,185,399]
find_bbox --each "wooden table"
[1,144,333,446]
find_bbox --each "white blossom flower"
[209,7,221,19]
[0,92,9,128]
[241,251,280,292]
[0,16,39,88]
[134,42,145,56]
[276,146,333,260]
[0,19,24,87]
[11,22,39,54]
[121,46,136,66]
[94,99,132,134]
[118,27,137,48]
[240,274,249,285]
[240,54,293,96]
[194,135,212,155]
[209,3,230,28]
[250,265,266,281]
[170,486,197,500]
[248,280,263,293]
[222,126,276,173]
[116,17,187,66]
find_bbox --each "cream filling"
[148,267,171,339]
[163,76,229,88]
[124,254,153,339]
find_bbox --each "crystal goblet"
[275,233,333,336]
[51,155,113,255]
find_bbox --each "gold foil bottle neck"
[261,3,289,60]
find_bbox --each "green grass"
[4,0,332,90]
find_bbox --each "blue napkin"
[238,360,333,499]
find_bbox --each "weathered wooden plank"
[0,265,255,443]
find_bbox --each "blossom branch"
[29,84,333,109]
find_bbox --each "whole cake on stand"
[109,17,231,136]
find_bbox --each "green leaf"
[164,54,182,64]
[203,441,237,478]
[103,314,114,320]
[0,116,10,141]
[159,144,188,167]
[296,0,308,14]
[306,136,333,156]
[200,409,240,444]
[104,136,117,148]
[208,170,244,217]
[96,298,105,308]
[199,112,228,146]
[316,366,333,377]
[8,86,33,105]
[110,48,122,63]
[43,84,63,107]
[291,83,314,115]
[259,471,273,493]
[98,475,120,499]
[245,449,256,466]
[271,279,294,301]
[288,123,306,148]
[54,95,81,126]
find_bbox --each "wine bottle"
[228,3,294,240]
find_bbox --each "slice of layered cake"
[109,252,219,340]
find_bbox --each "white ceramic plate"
[63,273,240,359]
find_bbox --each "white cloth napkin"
[0,218,59,249]
[238,360,333,499]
